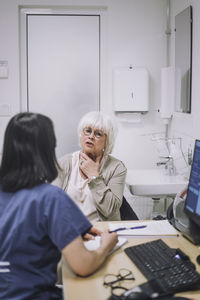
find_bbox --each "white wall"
[0,0,169,169]
[108,0,167,169]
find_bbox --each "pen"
[109,225,147,233]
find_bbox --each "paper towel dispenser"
[113,67,149,112]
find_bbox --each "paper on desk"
[108,220,179,237]
[84,236,128,255]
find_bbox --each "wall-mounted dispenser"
[113,66,149,112]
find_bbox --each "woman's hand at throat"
[79,151,101,179]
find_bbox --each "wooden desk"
[62,222,200,300]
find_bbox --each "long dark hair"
[0,112,59,192]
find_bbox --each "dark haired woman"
[0,112,117,300]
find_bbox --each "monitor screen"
[184,139,200,229]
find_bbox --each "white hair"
[78,111,118,156]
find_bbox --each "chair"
[120,196,139,220]
[167,202,174,222]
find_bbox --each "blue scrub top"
[0,183,92,300]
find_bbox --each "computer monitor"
[184,139,200,244]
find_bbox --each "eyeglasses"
[103,268,135,296]
[83,127,105,139]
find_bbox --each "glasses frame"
[103,268,135,297]
[82,127,105,139]
[103,268,135,287]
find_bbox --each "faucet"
[157,156,176,176]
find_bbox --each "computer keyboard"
[124,239,200,296]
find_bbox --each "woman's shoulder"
[58,150,80,162]
[58,152,73,163]
[17,184,69,209]
[34,184,80,215]
[106,154,126,164]
[35,182,66,196]
[104,155,127,170]
[36,183,75,206]
[57,152,74,171]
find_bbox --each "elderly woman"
[54,111,127,222]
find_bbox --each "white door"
[23,13,100,157]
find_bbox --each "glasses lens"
[119,269,132,277]
[94,130,104,138]
[104,274,119,286]
[83,127,92,136]
[111,286,128,296]
[119,269,132,278]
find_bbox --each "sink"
[126,169,188,197]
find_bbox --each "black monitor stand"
[182,219,200,245]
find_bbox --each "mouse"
[196,254,200,265]
[126,292,151,300]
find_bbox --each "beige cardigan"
[53,153,127,221]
